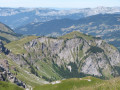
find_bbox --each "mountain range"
[0,7,120,90]
[16,14,120,49]
[0,7,120,28]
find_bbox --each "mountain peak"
[59,31,94,41]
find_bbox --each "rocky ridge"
[0,41,26,88]
[1,31,120,89]
[23,32,120,78]
[5,31,120,80]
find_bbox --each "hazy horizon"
[0,0,120,9]
[0,6,120,10]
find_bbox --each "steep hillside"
[0,31,119,89]
[0,7,120,28]
[16,14,120,49]
[0,22,22,44]
[16,19,75,36]
[0,40,48,89]
[0,41,26,89]
[4,31,120,85]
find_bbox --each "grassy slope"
[0,23,22,44]
[5,36,38,54]
[34,76,120,90]
[0,81,24,90]
[0,52,47,87]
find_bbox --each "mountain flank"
[0,31,120,89]
[0,22,22,44]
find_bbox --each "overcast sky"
[0,0,120,8]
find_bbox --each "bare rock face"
[22,32,120,79]
[0,40,9,54]
[0,59,26,88]
[3,32,120,87]
[0,41,26,88]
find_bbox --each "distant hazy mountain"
[16,14,120,49]
[0,7,120,28]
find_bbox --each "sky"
[0,0,120,9]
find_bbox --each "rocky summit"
[21,31,120,79]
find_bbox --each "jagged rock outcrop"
[0,59,26,88]
[0,41,26,88]
[20,31,120,79]
[4,31,120,87]
[0,40,9,54]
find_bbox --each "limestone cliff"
[24,32,120,78]
[3,31,120,88]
